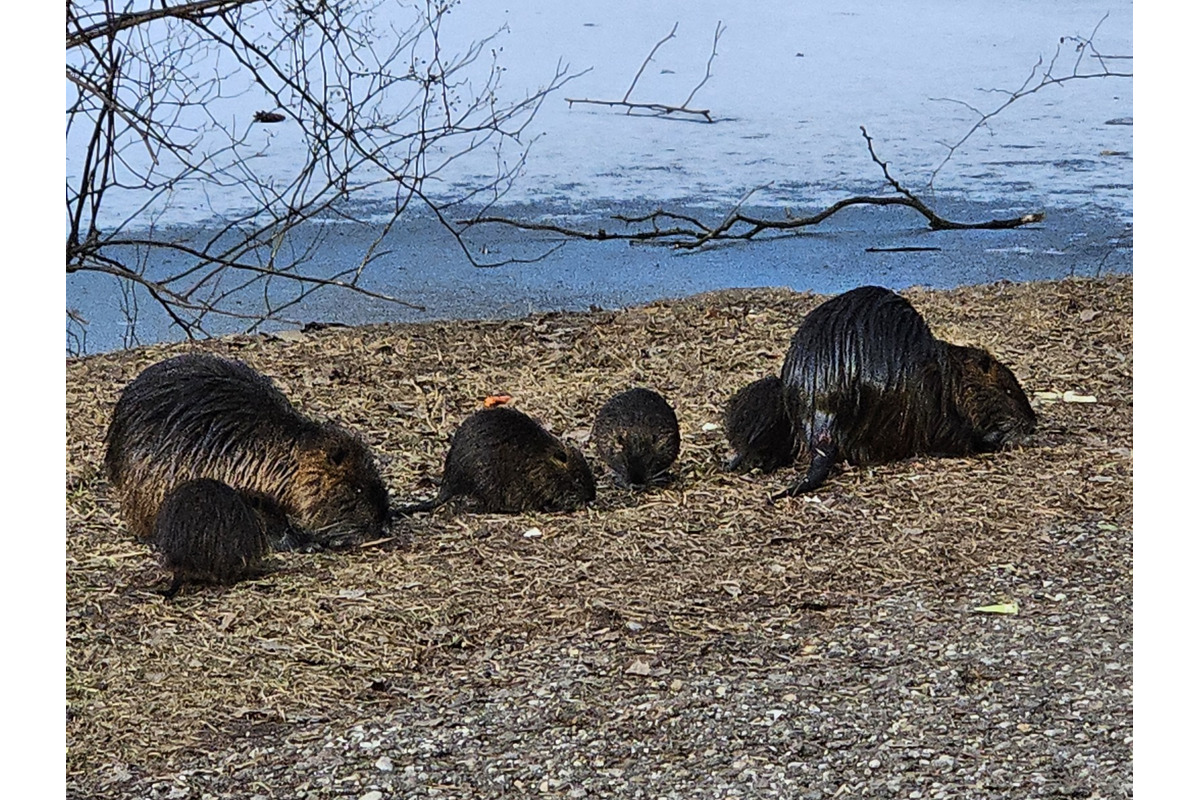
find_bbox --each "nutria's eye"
[550,450,571,468]
[328,447,349,466]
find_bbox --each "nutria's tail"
[394,485,453,516]
[160,577,184,600]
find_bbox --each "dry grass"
[65,276,1131,795]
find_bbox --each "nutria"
[105,353,389,548]
[153,478,283,598]
[775,286,1036,496]
[399,406,596,514]
[591,387,680,488]
[723,375,795,473]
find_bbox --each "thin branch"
[462,126,1043,249]
[679,21,724,110]
[89,238,427,310]
[565,97,712,122]
[928,14,1131,185]
[623,22,679,102]
[66,0,261,50]
[565,21,719,123]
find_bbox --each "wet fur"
[400,407,595,514]
[105,354,389,547]
[777,286,1036,495]
[153,478,280,597]
[723,376,795,473]
[591,388,681,488]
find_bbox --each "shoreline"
[67,276,1132,798]
[68,198,1132,356]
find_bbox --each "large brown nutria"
[399,406,596,514]
[105,353,389,548]
[591,387,680,488]
[723,375,795,474]
[775,286,1036,496]
[153,478,284,597]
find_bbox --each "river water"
[65,0,1132,354]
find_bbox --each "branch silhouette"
[461,127,1043,249]
[565,21,724,123]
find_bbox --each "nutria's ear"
[977,352,994,372]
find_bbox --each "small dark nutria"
[723,375,795,474]
[153,478,284,598]
[775,286,1036,497]
[591,387,681,488]
[105,353,390,548]
[399,406,596,514]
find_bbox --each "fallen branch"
[460,127,1044,250]
[565,97,712,121]
[929,14,1132,185]
[565,21,723,122]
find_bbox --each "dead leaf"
[973,602,1019,615]
[625,658,653,676]
[264,329,307,343]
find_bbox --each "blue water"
[66,0,1132,354]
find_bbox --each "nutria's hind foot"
[771,440,839,500]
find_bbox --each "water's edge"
[67,197,1131,355]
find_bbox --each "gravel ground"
[66,276,1132,799]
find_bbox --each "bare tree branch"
[565,21,720,123]
[679,21,724,110]
[66,0,261,51]
[928,13,1132,185]
[623,22,678,103]
[66,0,582,353]
[462,126,1043,249]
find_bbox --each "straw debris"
[67,277,1131,799]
